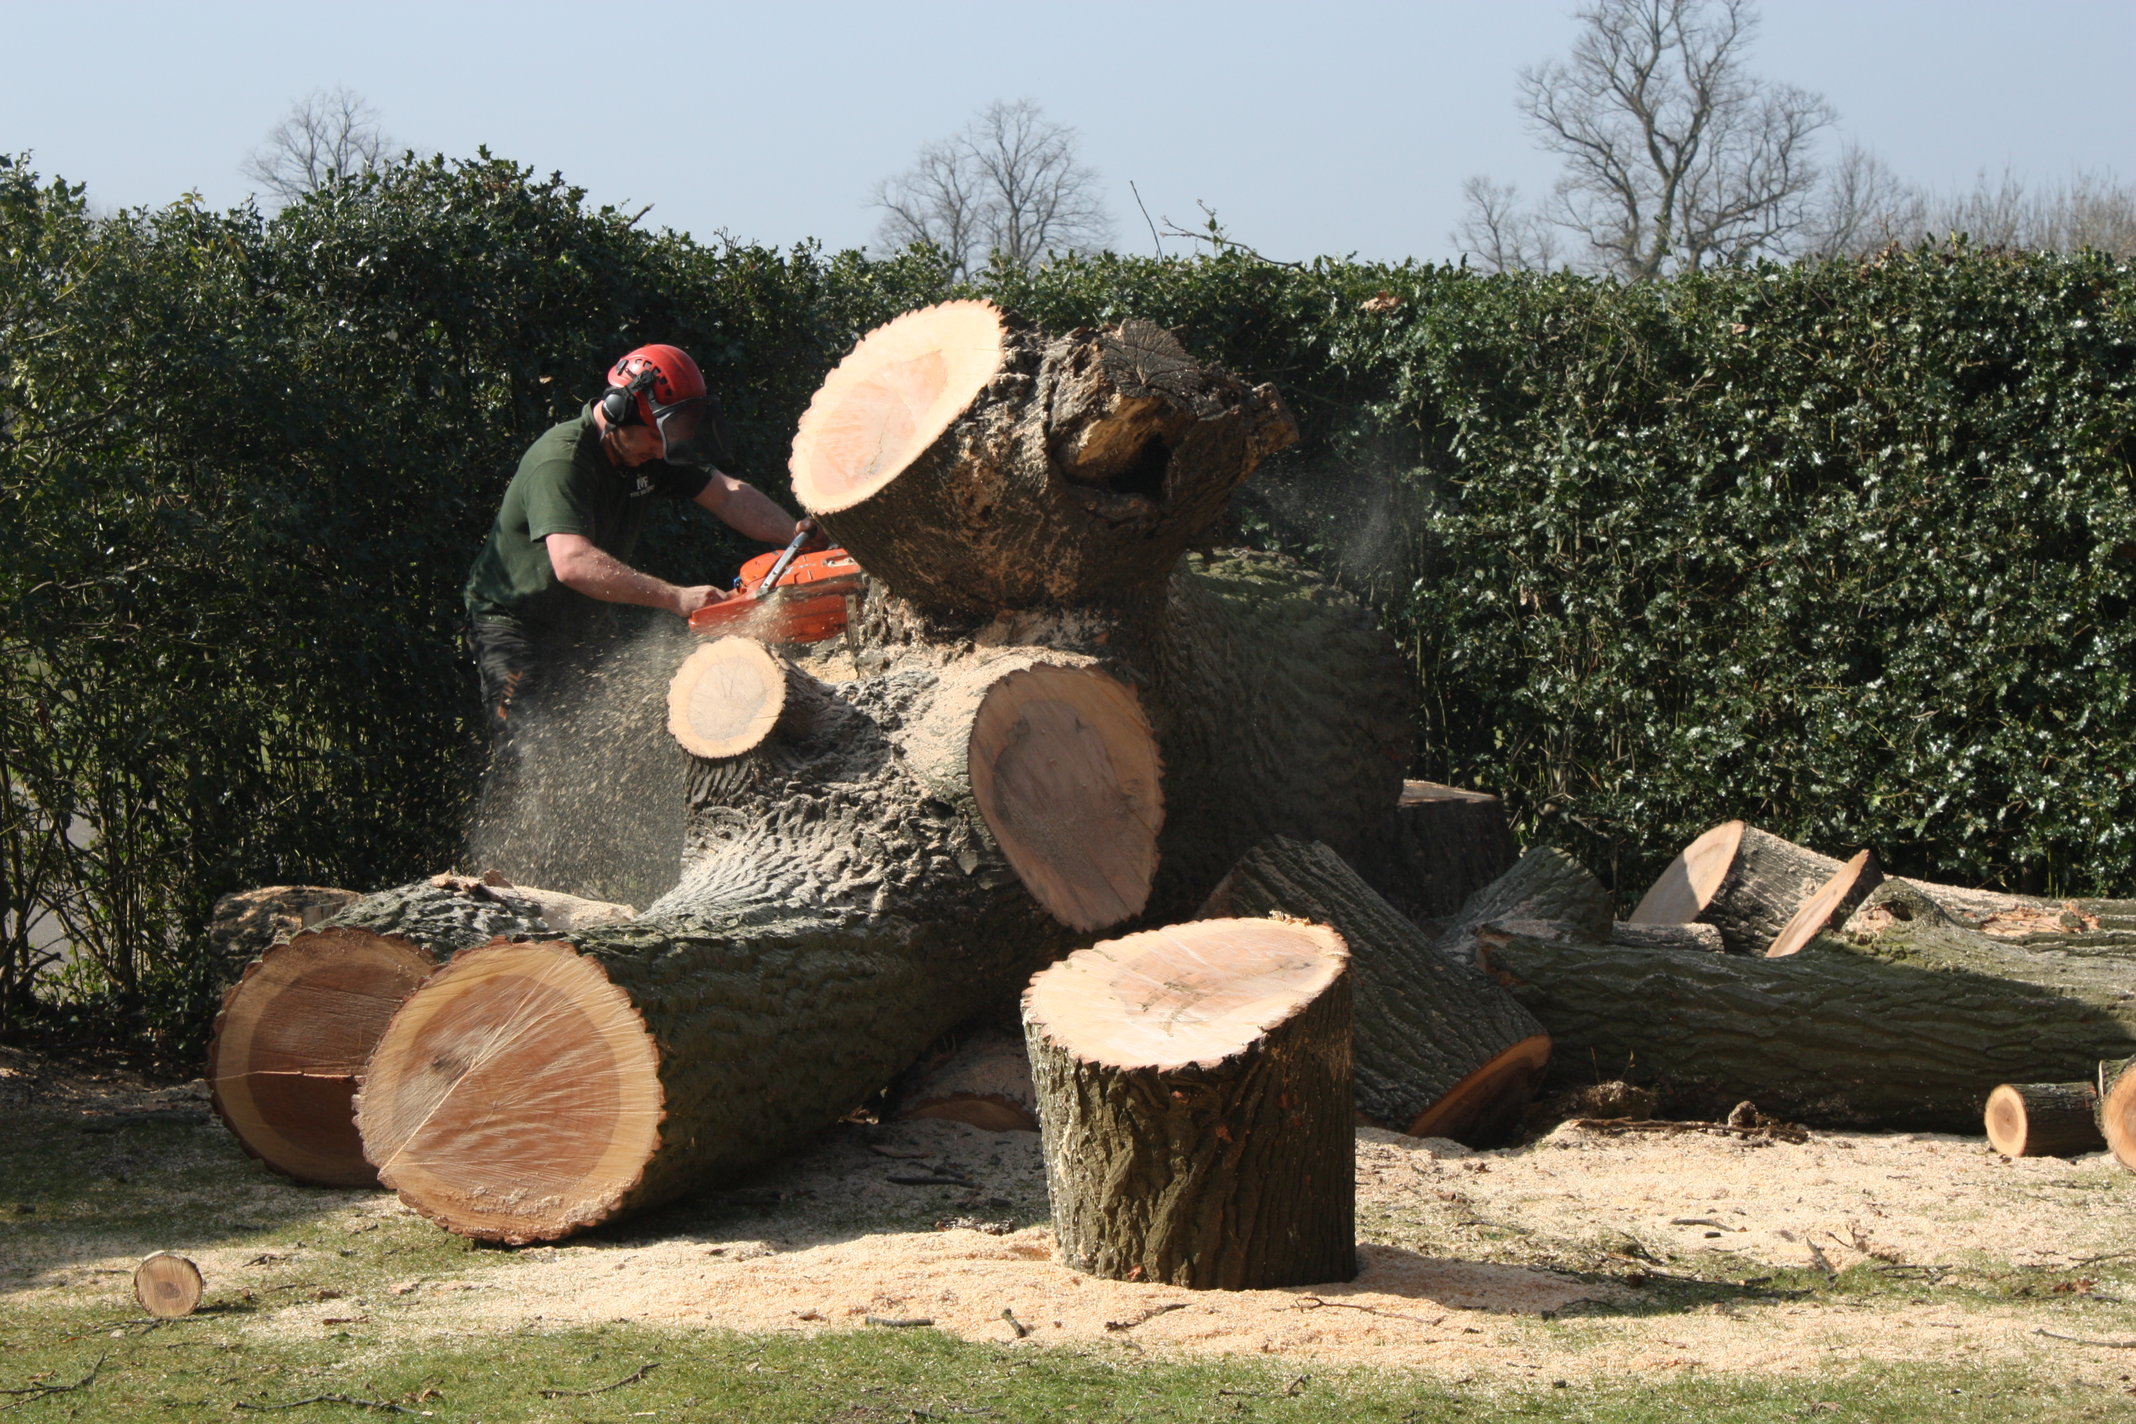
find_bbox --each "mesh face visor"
[648,391,725,468]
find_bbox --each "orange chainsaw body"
[688,547,863,644]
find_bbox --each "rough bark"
[207,885,360,984]
[793,305,1295,613]
[207,878,623,1187]
[1434,847,1612,959]
[1352,781,1520,925]
[1984,1081,2103,1157]
[1199,835,1549,1143]
[1024,918,1356,1290]
[1476,892,2136,1129]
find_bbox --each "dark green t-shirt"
[463,407,711,633]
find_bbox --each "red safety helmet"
[601,344,723,467]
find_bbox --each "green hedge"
[6,151,2134,1049]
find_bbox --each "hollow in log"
[1024,917,1355,1289]
[1983,1081,2103,1158]
[1200,835,1548,1143]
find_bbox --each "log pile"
[216,301,1424,1245]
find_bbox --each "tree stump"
[1200,836,1548,1143]
[1984,1081,2104,1157]
[1352,781,1520,925]
[1023,917,1356,1290]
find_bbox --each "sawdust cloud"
[1251,450,1434,604]
[463,616,698,909]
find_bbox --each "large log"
[350,307,1410,1241]
[1199,836,1548,1142]
[1475,879,2136,1129]
[1024,918,1355,1290]
[205,878,598,1187]
[791,304,1295,614]
[1627,821,1842,954]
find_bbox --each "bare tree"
[1809,158,2136,259]
[1455,177,1562,273]
[872,100,1113,279]
[242,86,394,203]
[1457,0,1833,279]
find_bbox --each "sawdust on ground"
[10,1048,2136,1387]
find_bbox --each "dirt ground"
[9,1045,2136,1390]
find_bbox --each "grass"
[9,1071,2136,1423]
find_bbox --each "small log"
[666,636,793,758]
[2101,1058,2136,1173]
[1352,781,1519,924]
[792,304,1295,614]
[133,1252,203,1318]
[1200,836,1548,1143]
[1627,821,1842,954]
[1435,847,1612,959]
[894,1026,1038,1132]
[1767,849,1884,958]
[1024,917,1355,1290]
[207,879,618,1187]
[1984,1082,2104,1157]
[1477,892,2136,1128]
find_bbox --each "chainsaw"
[687,526,864,644]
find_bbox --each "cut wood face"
[206,929,438,1188]
[968,664,1163,933]
[1405,1033,1553,1141]
[1627,820,1747,924]
[1983,1084,2033,1157]
[667,636,787,758]
[2103,1067,2136,1174]
[1025,918,1348,1071]
[357,939,663,1243]
[789,300,1007,515]
[133,1252,203,1318]
[1766,849,1880,958]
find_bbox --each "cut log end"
[1767,849,1884,958]
[667,636,788,758]
[1628,821,1746,925]
[133,1252,203,1318]
[790,300,1008,515]
[206,928,438,1188]
[2100,1060,2136,1174]
[1404,1033,1553,1142]
[1024,917,1347,1071]
[969,663,1163,932]
[356,938,664,1243]
[1986,1081,2105,1158]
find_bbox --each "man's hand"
[673,584,729,618]
[795,516,832,553]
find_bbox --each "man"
[462,342,813,736]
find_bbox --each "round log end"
[1984,1084,2031,1156]
[1627,820,1747,925]
[790,300,1008,516]
[668,635,788,758]
[1024,917,1348,1071]
[2098,1066,2136,1172]
[1404,1033,1553,1142]
[133,1252,204,1318]
[969,663,1163,932]
[356,938,664,1243]
[1988,1081,2106,1158]
[206,928,438,1188]
[1766,849,1883,958]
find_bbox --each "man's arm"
[546,533,723,617]
[693,470,802,544]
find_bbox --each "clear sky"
[9,1,2131,265]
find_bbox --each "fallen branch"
[1000,1308,1030,1340]
[1290,1296,1444,1326]
[2035,1329,2136,1349]
[0,1354,105,1411]
[233,1394,422,1416]
[537,1362,659,1398]
[1569,1117,1810,1145]
[1104,1302,1188,1332]
[865,1316,936,1328]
